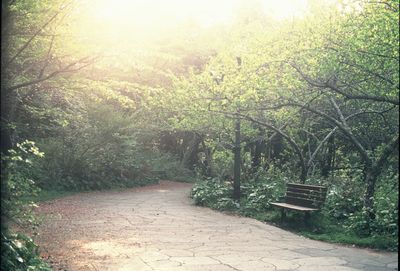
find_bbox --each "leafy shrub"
[190,178,234,210]
[240,165,287,212]
[1,231,51,271]
[191,174,284,212]
[242,181,282,212]
[211,150,234,180]
[1,141,43,228]
[1,141,51,270]
[322,171,398,250]
[370,173,399,237]
[323,175,364,220]
[344,175,398,247]
[33,104,194,191]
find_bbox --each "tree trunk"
[299,163,307,184]
[362,135,399,225]
[1,2,13,228]
[321,135,335,177]
[233,116,241,200]
[251,140,262,172]
[200,140,214,177]
[363,168,377,219]
[0,91,13,155]
[204,147,214,176]
[181,132,202,170]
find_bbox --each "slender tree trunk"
[251,140,263,171]
[201,140,214,177]
[0,92,13,155]
[299,163,307,184]
[0,89,12,229]
[181,132,202,170]
[233,115,241,200]
[204,147,214,176]
[363,168,377,219]
[321,135,335,177]
[363,135,399,221]
[1,2,13,228]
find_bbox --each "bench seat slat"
[270,202,319,211]
[285,196,322,208]
[287,187,327,195]
[287,183,327,191]
[285,191,326,202]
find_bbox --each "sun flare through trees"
[1,0,399,269]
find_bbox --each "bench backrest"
[285,183,327,209]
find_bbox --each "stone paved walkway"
[36,181,398,271]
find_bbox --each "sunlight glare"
[90,0,310,29]
[261,0,309,20]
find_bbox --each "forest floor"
[34,181,398,271]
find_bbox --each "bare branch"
[5,0,74,67]
[373,135,399,172]
[307,127,338,170]
[290,62,400,105]
[38,35,55,79]
[330,97,370,165]
[5,12,60,66]
[6,56,98,92]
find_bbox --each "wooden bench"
[270,183,327,223]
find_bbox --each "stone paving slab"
[35,181,398,271]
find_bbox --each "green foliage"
[370,181,398,237]
[324,177,364,220]
[1,231,51,271]
[146,151,195,182]
[1,141,43,228]
[191,168,286,212]
[190,178,237,210]
[1,142,51,270]
[30,103,162,191]
[241,181,282,212]
[300,229,398,251]
[343,178,398,240]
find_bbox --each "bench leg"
[281,208,286,223]
[304,212,310,226]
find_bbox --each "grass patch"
[249,210,398,251]
[218,206,398,251]
[298,230,398,251]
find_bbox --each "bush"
[33,104,195,191]
[1,141,51,270]
[242,181,282,212]
[343,177,398,248]
[1,141,43,228]
[191,174,284,212]
[190,178,235,210]
[324,180,364,221]
[1,231,51,271]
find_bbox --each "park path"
[35,181,398,271]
